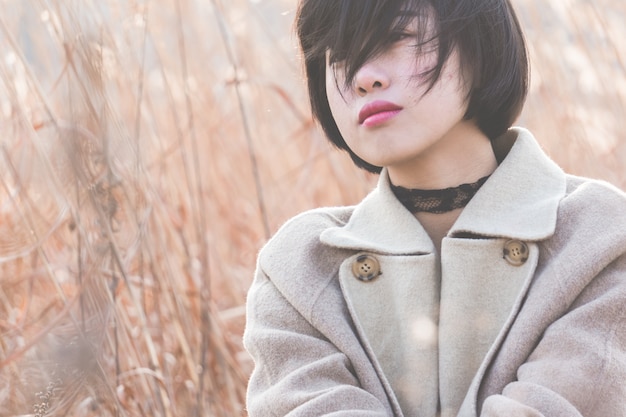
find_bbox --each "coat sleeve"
[243,268,391,417]
[480,255,626,417]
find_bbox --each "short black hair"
[296,0,529,173]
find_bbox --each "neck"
[387,121,497,189]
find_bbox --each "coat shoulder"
[560,175,626,230]
[257,206,356,294]
[549,175,626,263]
[260,206,353,261]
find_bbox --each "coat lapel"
[320,167,434,255]
[450,128,565,240]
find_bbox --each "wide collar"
[320,128,567,255]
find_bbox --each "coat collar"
[320,128,567,255]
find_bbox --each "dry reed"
[0,0,624,416]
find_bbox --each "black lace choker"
[390,175,490,214]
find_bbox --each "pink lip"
[358,100,403,127]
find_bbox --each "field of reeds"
[0,0,624,416]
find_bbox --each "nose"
[354,61,390,96]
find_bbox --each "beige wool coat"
[243,128,626,416]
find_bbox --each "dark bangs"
[326,1,438,88]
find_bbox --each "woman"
[244,1,626,416]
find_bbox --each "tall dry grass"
[0,0,624,416]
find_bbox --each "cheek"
[422,52,469,109]
[418,51,438,73]
[325,72,348,122]
[404,52,438,92]
[326,65,340,94]
[325,68,336,106]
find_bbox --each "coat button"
[503,240,529,266]
[351,254,381,282]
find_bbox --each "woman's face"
[325,17,479,182]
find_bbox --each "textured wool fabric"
[244,128,626,416]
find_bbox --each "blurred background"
[0,0,624,415]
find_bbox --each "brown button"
[351,254,381,282]
[503,240,529,266]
